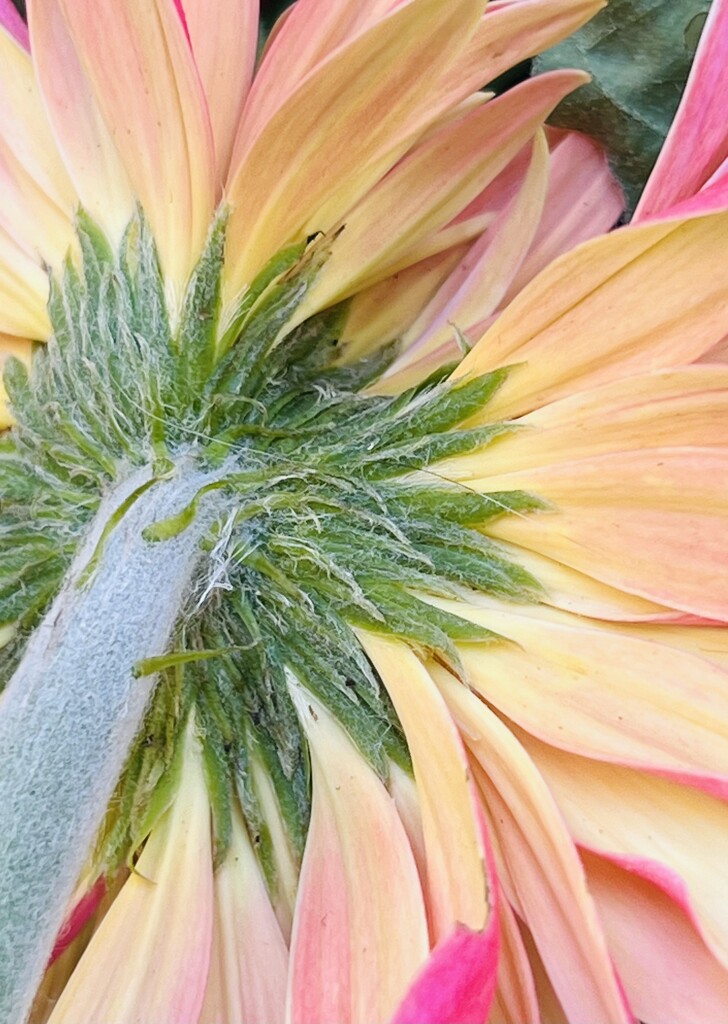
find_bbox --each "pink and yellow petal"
[426,597,728,795]
[433,0,604,111]
[468,447,728,620]
[199,802,288,1024]
[38,0,216,293]
[434,667,631,1024]
[180,0,258,181]
[224,0,484,299]
[385,130,550,379]
[0,21,76,213]
[298,73,582,318]
[519,735,728,971]
[28,0,135,246]
[583,850,728,1024]
[455,208,728,418]
[359,633,492,942]
[287,682,429,1024]
[446,366,728,479]
[489,894,540,1024]
[47,720,214,1024]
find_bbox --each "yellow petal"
[199,802,288,1024]
[48,721,214,1024]
[287,681,428,1024]
[358,632,490,938]
[455,208,728,417]
[224,0,484,299]
[0,24,76,212]
[0,228,50,339]
[0,143,74,268]
[181,0,257,180]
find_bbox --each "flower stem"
[0,458,222,1024]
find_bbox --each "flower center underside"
[0,211,543,879]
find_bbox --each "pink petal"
[391,924,499,1024]
[584,850,728,1024]
[49,877,106,966]
[0,0,28,47]
[636,0,728,218]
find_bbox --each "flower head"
[0,2,727,1024]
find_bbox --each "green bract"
[1,212,545,879]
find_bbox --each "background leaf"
[534,0,711,216]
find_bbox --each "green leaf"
[533,0,711,214]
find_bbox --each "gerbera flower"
[0,1,726,1023]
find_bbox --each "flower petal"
[180,0,257,180]
[434,0,604,110]
[39,0,216,292]
[468,447,728,620]
[489,895,540,1024]
[0,0,28,47]
[635,0,728,218]
[455,208,728,417]
[445,366,728,479]
[384,129,550,380]
[28,0,134,246]
[359,633,492,940]
[583,850,728,1024]
[199,802,288,1024]
[0,22,76,214]
[519,735,728,971]
[298,72,582,317]
[434,667,631,1024]
[427,597,728,797]
[287,682,429,1024]
[390,924,499,1024]
[224,0,484,298]
[47,721,214,1024]
[0,228,50,338]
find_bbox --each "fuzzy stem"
[0,457,224,1024]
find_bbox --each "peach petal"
[287,683,429,1024]
[224,0,484,298]
[47,0,215,292]
[426,597,728,796]
[0,228,50,339]
[489,895,540,1024]
[435,668,631,1024]
[455,209,728,417]
[180,0,257,180]
[468,447,728,621]
[299,72,582,317]
[583,851,728,1024]
[519,734,728,971]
